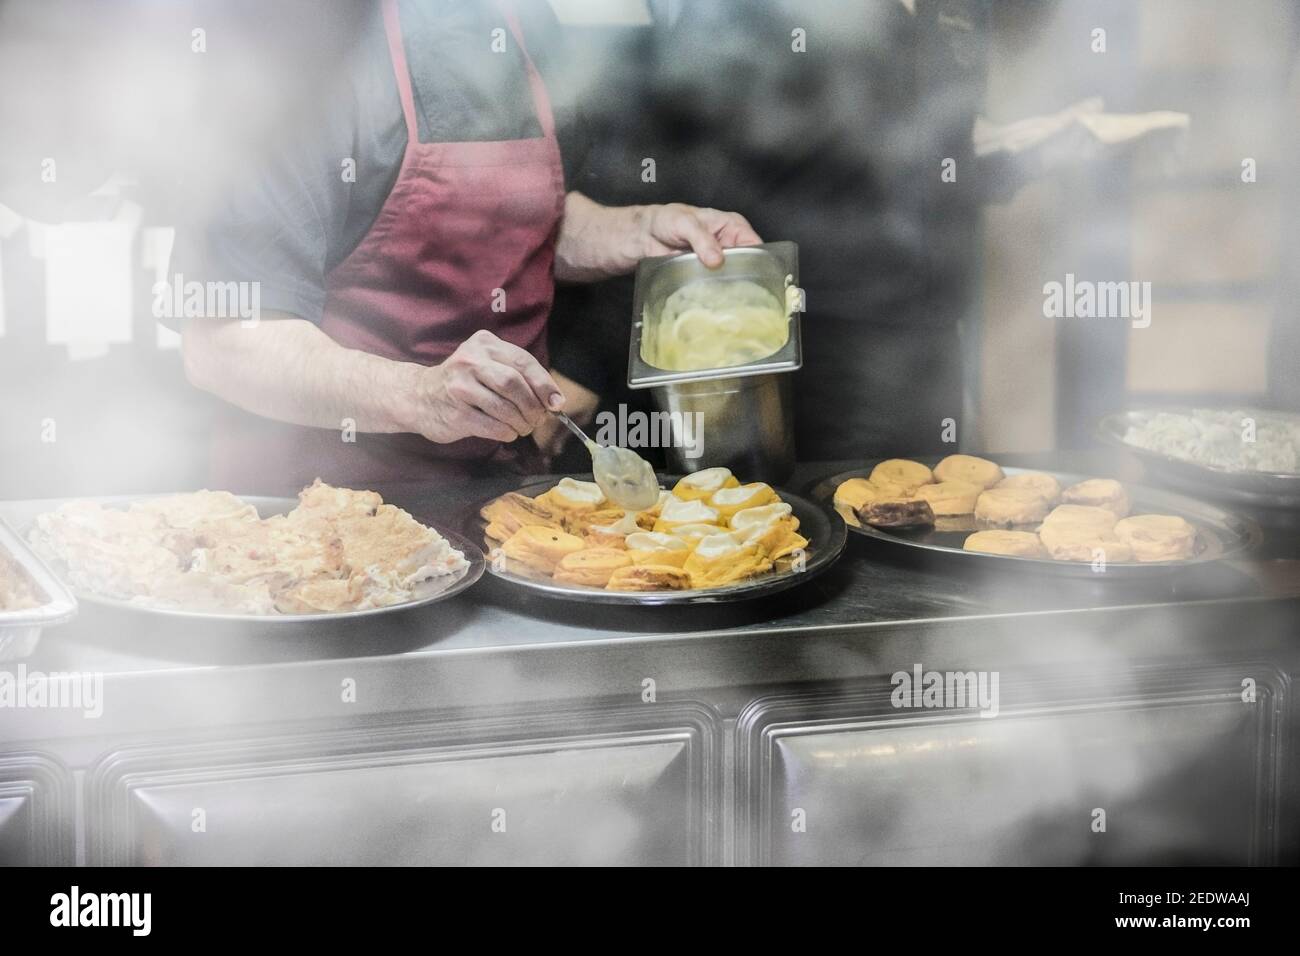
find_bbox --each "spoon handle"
[552,410,593,448]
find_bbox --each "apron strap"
[381,0,558,147]
[381,0,420,151]
[499,2,558,140]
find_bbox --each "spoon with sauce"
[551,411,660,512]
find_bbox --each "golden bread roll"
[834,478,882,514]
[914,480,981,516]
[868,459,933,495]
[1041,504,1118,534]
[1038,505,1129,562]
[974,487,1050,527]
[933,454,1004,489]
[501,525,587,574]
[606,564,692,591]
[1060,478,1129,518]
[855,497,935,528]
[671,467,739,501]
[1113,514,1197,562]
[995,472,1061,505]
[552,548,632,587]
[963,530,1047,558]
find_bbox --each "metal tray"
[1098,406,1300,508]
[813,464,1261,579]
[0,495,484,623]
[469,476,846,605]
[0,517,78,660]
[628,241,802,388]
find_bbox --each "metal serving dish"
[1098,406,1300,509]
[813,464,1261,579]
[0,495,483,623]
[629,241,802,483]
[469,475,845,605]
[0,517,77,660]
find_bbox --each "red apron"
[212,0,564,493]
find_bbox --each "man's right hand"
[408,330,564,444]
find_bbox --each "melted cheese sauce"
[587,441,660,512]
[645,278,790,372]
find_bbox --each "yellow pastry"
[729,502,796,532]
[653,495,721,532]
[539,477,606,516]
[553,548,632,587]
[661,522,726,544]
[974,487,1050,527]
[501,525,587,575]
[571,508,653,541]
[682,531,773,588]
[606,564,692,591]
[868,459,934,495]
[1113,514,1196,562]
[625,531,693,567]
[933,454,1004,489]
[671,467,739,501]
[963,530,1047,557]
[480,492,564,542]
[709,482,777,521]
[914,480,981,516]
[995,472,1061,505]
[1061,478,1130,518]
[641,490,674,518]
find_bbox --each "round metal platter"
[813,465,1261,579]
[25,495,485,623]
[1097,407,1300,508]
[470,476,846,605]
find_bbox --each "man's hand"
[555,192,762,282]
[407,330,564,444]
[634,203,762,267]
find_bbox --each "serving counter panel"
[2,456,1298,866]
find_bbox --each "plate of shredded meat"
[19,480,483,620]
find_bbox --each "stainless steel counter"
[3,454,1298,866]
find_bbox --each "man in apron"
[178,0,759,492]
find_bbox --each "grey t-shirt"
[175,0,585,325]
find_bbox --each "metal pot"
[628,241,802,483]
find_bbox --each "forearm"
[181,314,421,433]
[553,191,648,282]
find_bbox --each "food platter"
[813,464,1261,579]
[470,476,846,605]
[1098,406,1300,508]
[0,495,485,623]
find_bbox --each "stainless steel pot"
[628,241,802,483]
